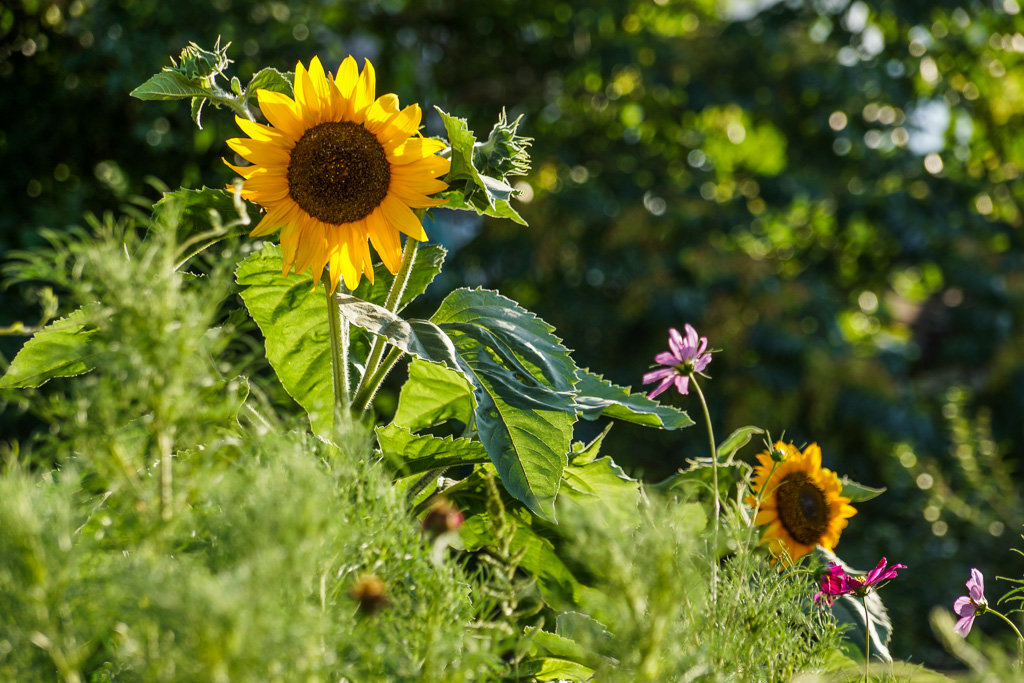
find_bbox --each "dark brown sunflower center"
[286,121,390,224]
[774,472,830,545]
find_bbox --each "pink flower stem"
[863,595,871,682]
[690,374,720,603]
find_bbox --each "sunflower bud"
[173,38,231,82]
[474,110,532,181]
[422,498,464,538]
[349,573,388,614]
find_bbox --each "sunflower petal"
[335,56,359,104]
[378,103,422,147]
[226,136,291,166]
[380,195,428,241]
[223,158,258,179]
[351,59,377,122]
[365,94,402,134]
[366,210,402,273]
[256,89,306,139]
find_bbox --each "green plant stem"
[351,346,403,414]
[989,607,1024,647]
[863,595,871,682]
[325,273,350,414]
[352,238,419,415]
[157,427,174,521]
[690,374,719,603]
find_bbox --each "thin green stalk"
[325,273,350,414]
[352,345,404,414]
[989,607,1024,647]
[863,595,871,682]
[352,238,419,415]
[690,375,719,604]
[157,427,174,521]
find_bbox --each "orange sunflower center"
[286,121,391,224]
[774,472,829,545]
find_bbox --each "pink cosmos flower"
[642,324,712,399]
[953,568,987,637]
[814,557,906,605]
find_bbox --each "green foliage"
[0,305,98,389]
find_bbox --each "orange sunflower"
[747,441,857,563]
[225,56,449,292]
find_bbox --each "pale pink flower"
[642,324,712,399]
[953,568,987,637]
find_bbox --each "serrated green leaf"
[840,476,887,503]
[562,456,638,502]
[575,369,694,430]
[393,358,475,432]
[130,70,210,100]
[569,422,612,466]
[235,246,337,435]
[375,423,488,476]
[244,67,293,103]
[435,107,481,184]
[190,96,205,128]
[717,425,764,461]
[432,288,578,521]
[0,306,99,389]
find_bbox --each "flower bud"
[174,39,231,82]
[421,497,464,537]
[349,573,388,614]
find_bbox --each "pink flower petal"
[674,374,690,395]
[647,376,674,399]
[654,351,680,366]
[967,568,985,602]
[953,596,976,618]
[954,614,975,637]
[643,367,674,385]
[667,327,685,358]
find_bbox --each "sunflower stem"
[690,375,720,605]
[352,346,404,415]
[352,238,419,415]
[324,272,351,418]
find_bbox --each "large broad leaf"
[375,423,488,476]
[432,288,578,521]
[393,358,475,432]
[717,425,764,462]
[130,70,210,100]
[574,369,694,430]
[0,306,99,389]
[560,456,640,513]
[235,247,337,435]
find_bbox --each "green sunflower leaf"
[375,423,488,477]
[574,369,694,430]
[393,358,475,433]
[0,305,100,389]
[243,67,293,110]
[839,476,887,503]
[717,425,764,462]
[130,70,211,101]
[432,288,578,521]
[235,246,338,436]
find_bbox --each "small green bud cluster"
[171,38,232,83]
[474,110,532,181]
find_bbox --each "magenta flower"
[953,568,987,637]
[814,557,906,605]
[642,324,712,399]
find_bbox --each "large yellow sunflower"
[746,441,857,563]
[225,56,449,292]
